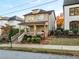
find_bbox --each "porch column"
[19,25,21,35]
[34,24,36,35]
[24,25,27,32]
[44,25,48,39]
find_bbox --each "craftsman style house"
[9,9,56,43]
[19,9,55,36]
[64,0,79,31]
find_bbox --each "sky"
[0,0,63,17]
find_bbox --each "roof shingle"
[24,9,53,16]
[64,0,79,6]
[8,16,23,22]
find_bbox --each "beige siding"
[24,14,49,22]
[44,14,49,21]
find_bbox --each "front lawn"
[48,37,79,45]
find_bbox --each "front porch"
[19,21,48,37]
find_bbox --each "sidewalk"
[0,44,79,51]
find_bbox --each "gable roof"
[64,0,79,6]
[24,9,54,16]
[8,16,23,22]
[0,17,9,21]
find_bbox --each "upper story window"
[25,14,47,22]
[25,15,34,22]
[36,14,44,21]
[69,7,79,16]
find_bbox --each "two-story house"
[0,16,23,40]
[8,16,23,28]
[64,0,79,31]
[0,16,23,28]
[19,9,55,36]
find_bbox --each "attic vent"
[32,9,40,14]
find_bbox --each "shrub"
[31,36,41,43]
[64,30,69,35]
[22,35,32,43]
[22,35,27,42]
[8,28,19,42]
[27,35,32,42]
[49,30,54,36]
[72,28,78,34]
[9,28,19,37]
[22,35,41,43]
[36,35,41,38]
[55,29,63,36]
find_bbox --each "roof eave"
[64,3,79,6]
[23,10,54,16]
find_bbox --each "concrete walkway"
[0,44,79,51]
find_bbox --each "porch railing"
[11,32,23,43]
[11,33,20,42]
[18,32,26,42]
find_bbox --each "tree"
[56,13,64,28]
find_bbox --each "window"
[70,8,74,16]
[75,7,79,15]
[25,16,34,22]
[35,14,44,21]
[69,7,79,16]
[70,21,79,30]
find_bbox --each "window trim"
[69,7,79,16]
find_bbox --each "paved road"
[0,50,79,59]
[0,44,79,51]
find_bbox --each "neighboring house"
[0,16,9,27]
[64,0,79,31]
[19,9,55,36]
[0,16,23,40]
[8,16,23,28]
[0,16,9,36]
[0,16,23,28]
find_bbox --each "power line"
[1,0,58,15]
[1,0,35,12]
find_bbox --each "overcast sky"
[0,0,63,17]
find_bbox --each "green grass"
[0,47,79,56]
[48,37,79,45]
